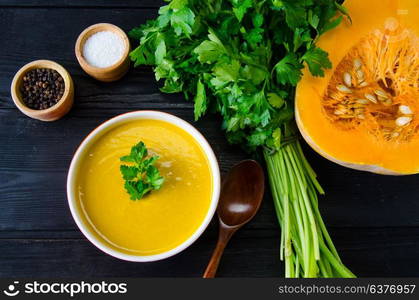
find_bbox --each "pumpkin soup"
[75,119,213,255]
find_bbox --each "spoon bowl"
[218,160,265,227]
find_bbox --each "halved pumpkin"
[296,0,419,175]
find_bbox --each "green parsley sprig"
[120,141,164,200]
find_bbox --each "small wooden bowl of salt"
[75,23,130,82]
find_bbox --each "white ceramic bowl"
[67,111,220,262]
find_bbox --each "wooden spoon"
[203,159,265,278]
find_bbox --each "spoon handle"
[203,225,237,278]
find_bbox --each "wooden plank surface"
[1,227,419,277]
[0,1,418,277]
[0,0,164,8]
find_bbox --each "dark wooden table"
[0,0,418,278]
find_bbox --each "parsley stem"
[264,137,355,278]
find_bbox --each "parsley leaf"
[194,40,226,64]
[171,7,195,36]
[154,33,167,64]
[273,53,304,86]
[302,46,332,77]
[267,93,285,109]
[120,165,138,180]
[194,79,207,120]
[232,0,253,22]
[212,59,240,83]
[120,142,164,201]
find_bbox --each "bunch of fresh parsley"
[129,0,348,151]
[129,0,354,277]
[120,142,164,200]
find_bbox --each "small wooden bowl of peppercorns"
[11,60,74,121]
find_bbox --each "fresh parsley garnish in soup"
[120,141,164,200]
[75,119,213,255]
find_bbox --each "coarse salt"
[83,31,125,68]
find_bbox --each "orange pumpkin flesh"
[296,0,419,175]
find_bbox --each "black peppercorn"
[20,68,65,110]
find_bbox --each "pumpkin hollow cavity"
[322,23,419,142]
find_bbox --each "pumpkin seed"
[395,116,412,126]
[334,109,345,115]
[365,93,377,103]
[337,104,348,111]
[356,69,365,80]
[329,92,340,100]
[356,99,369,105]
[337,84,352,93]
[399,105,413,115]
[391,132,400,138]
[358,81,368,88]
[353,58,362,69]
[343,72,352,87]
[357,114,365,119]
[383,99,393,106]
[374,89,388,98]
